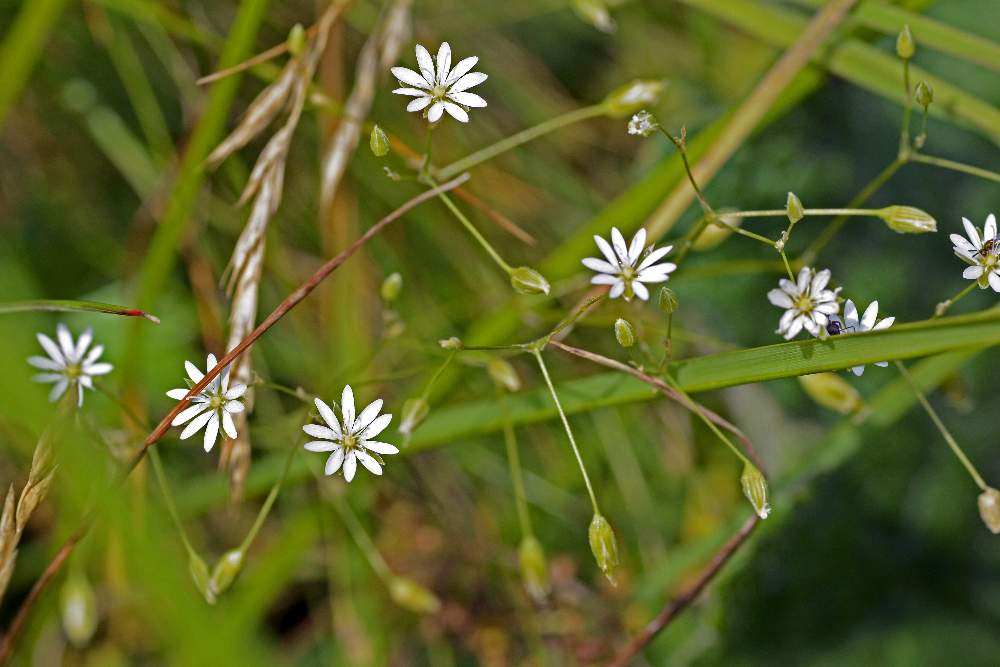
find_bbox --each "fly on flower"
[29,323,112,406]
[767,267,841,340]
[951,214,1000,292]
[304,385,398,483]
[583,227,676,301]
[166,354,247,453]
[391,42,487,123]
[827,300,895,376]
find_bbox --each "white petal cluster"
[304,385,398,483]
[829,299,895,376]
[951,213,1000,292]
[583,227,676,301]
[29,323,112,406]
[627,110,657,137]
[767,266,840,339]
[167,354,247,453]
[391,42,487,123]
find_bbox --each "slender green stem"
[545,294,606,341]
[663,374,749,465]
[532,350,600,514]
[420,124,434,178]
[934,281,978,318]
[657,127,715,217]
[239,442,299,552]
[427,179,513,274]
[674,214,710,265]
[498,386,533,538]
[910,153,1000,184]
[436,104,606,180]
[328,491,392,581]
[420,351,456,401]
[727,207,883,219]
[149,448,198,557]
[899,59,913,155]
[779,249,795,280]
[713,216,775,246]
[894,361,986,490]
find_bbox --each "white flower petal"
[33,373,63,384]
[590,274,620,286]
[303,423,338,440]
[83,345,104,365]
[785,317,803,339]
[446,56,478,85]
[636,266,673,283]
[593,235,620,267]
[442,102,469,122]
[49,379,69,402]
[415,44,435,85]
[391,66,431,89]
[985,214,997,241]
[222,410,238,440]
[406,96,432,112]
[305,440,337,452]
[203,414,220,452]
[427,102,445,123]
[36,333,64,365]
[355,451,382,476]
[964,265,984,279]
[393,87,429,97]
[582,257,617,274]
[436,42,452,85]
[843,299,859,325]
[314,397,342,437]
[28,356,63,371]
[179,409,214,439]
[990,271,1000,292]
[447,91,486,108]
[56,324,76,362]
[355,399,384,434]
[951,234,974,251]
[172,402,209,427]
[341,385,356,433]
[448,72,487,93]
[628,228,647,265]
[632,282,650,301]
[184,360,204,383]
[359,413,392,440]
[608,280,625,299]
[343,451,357,482]
[637,246,672,271]
[224,400,244,413]
[860,301,879,330]
[962,217,981,247]
[325,448,345,475]
[74,328,93,362]
[767,289,794,308]
[851,365,865,376]
[363,440,399,455]
[873,316,895,330]
[225,384,247,400]
[610,227,630,265]
[83,362,112,376]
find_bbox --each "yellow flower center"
[65,363,82,379]
[342,434,358,450]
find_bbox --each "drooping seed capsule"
[798,373,863,415]
[380,272,402,302]
[287,24,306,57]
[487,358,521,392]
[518,535,551,603]
[896,24,915,59]
[978,487,1000,534]
[370,124,390,157]
[438,337,463,350]
[388,576,441,614]
[786,192,805,224]
[588,513,620,585]
[510,266,551,296]
[398,398,430,436]
[740,463,771,520]
[208,548,245,598]
[603,80,666,118]
[614,318,635,348]
[60,574,98,648]
[189,551,216,605]
[879,205,937,234]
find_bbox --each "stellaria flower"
[304,385,398,482]
[29,324,112,406]
[167,354,246,453]
[951,214,1000,292]
[828,299,895,376]
[627,110,658,136]
[583,227,676,301]
[767,266,840,339]
[391,42,487,123]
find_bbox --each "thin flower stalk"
[498,385,533,539]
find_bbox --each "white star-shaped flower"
[583,227,676,301]
[391,42,487,123]
[29,323,112,406]
[767,266,841,339]
[951,213,1000,292]
[304,385,398,483]
[167,354,247,453]
[828,299,895,376]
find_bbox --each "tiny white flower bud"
[978,488,1000,534]
[573,0,616,33]
[399,397,430,436]
[189,551,216,605]
[588,513,620,584]
[614,318,635,348]
[740,463,771,519]
[487,358,521,392]
[389,576,441,614]
[786,192,805,224]
[518,536,551,603]
[370,124,390,157]
[879,205,937,234]
[510,266,551,296]
[914,80,934,108]
[208,548,245,598]
[603,80,666,118]
[380,272,402,302]
[60,574,98,648]
[896,24,915,60]
[286,23,306,57]
[439,337,463,350]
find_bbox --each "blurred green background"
[0,0,998,664]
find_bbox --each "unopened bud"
[189,552,216,605]
[588,513,620,584]
[978,488,1000,534]
[627,110,658,137]
[879,205,936,234]
[398,398,429,436]
[287,24,306,57]
[380,272,402,302]
[914,80,934,108]
[603,80,666,118]
[573,0,615,33]
[439,337,463,350]
[614,318,635,348]
[370,124,390,157]
[518,535,551,603]
[740,463,771,519]
[60,574,98,648]
[896,24,915,59]
[798,372,863,415]
[388,576,441,614]
[208,548,245,598]
[487,358,521,392]
[658,286,679,314]
[510,266,551,296]
[786,192,805,224]
[693,211,741,251]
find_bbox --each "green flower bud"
[603,79,666,118]
[399,398,430,436]
[370,124,390,157]
[388,576,441,614]
[879,205,937,234]
[914,80,934,108]
[572,0,615,33]
[798,372,863,415]
[439,336,463,350]
[978,488,1000,534]
[510,266,551,296]
[518,535,551,603]
[740,463,771,520]
[786,192,805,224]
[487,358,521,392]
[287,24,306,57]
[896,24,915,60]
[658,286,679,314]
[380,272,402,302]
[189,551,216,605]
[614,318,635,348]
[588,513,620,584]
[692,211,741,251]
[60,574,98,648]
[208,548,245,598]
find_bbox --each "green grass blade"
[0,299,160,322]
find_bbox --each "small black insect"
[825,319,856,337]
